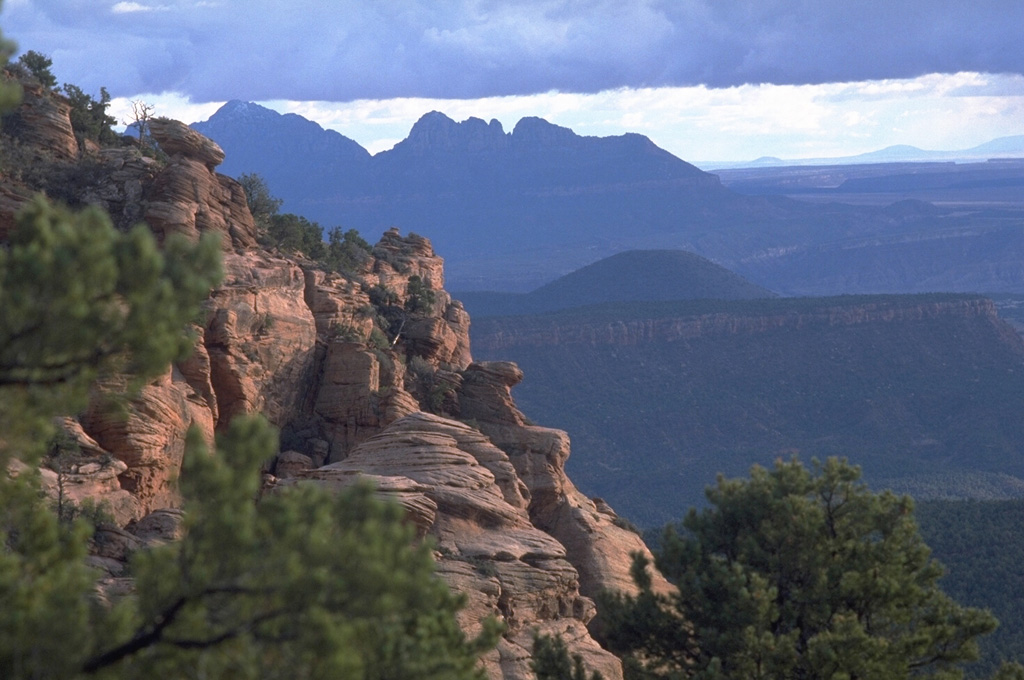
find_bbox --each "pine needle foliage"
[600,458,1000,680]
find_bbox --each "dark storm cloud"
[4,0,1023,101]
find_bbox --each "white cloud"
[254,73,1024,163]
[107,93,224,130]
[111,2,166,13]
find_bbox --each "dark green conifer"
[601,458,1000,680]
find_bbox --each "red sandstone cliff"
[0,86,667,680]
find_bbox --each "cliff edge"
[0,77,668,680]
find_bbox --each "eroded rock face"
[373,227,446,292]
[204,251,318,425]
[288,413,624,680]
[81,369,214,516]
[302,268,374,338]
[458,361,674,604]
[7,78,79,161]
[67,226,658,678]
[37,419,142,527]
[145,118,257,249]
[148,118,225,169]
[313,339,419,461]
[1,100,661,679]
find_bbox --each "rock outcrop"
[286,413,623,680]
[456,362,673,604]
[4,77,78,161]
[0,93,662,679]
[145,118,258,249]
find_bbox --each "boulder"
[148,118,226,170]
[144,120,257,249]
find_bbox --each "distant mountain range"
[701,135,1024,170]
[192,102,1024,296]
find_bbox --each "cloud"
[106,92,225,130]
[111,2,168,13]
[3,0,1022,103]
[254,72,1024,163]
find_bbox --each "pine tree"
[0,196,223,460]
[600,458,999,680]
[532,633,604,680]
[79,418,500,679]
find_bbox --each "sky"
[2,0,1023,163]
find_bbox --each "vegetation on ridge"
[239,171,372,274]
[600,458,1015,680]
[472,293,1024,524]
[5,49,119,148]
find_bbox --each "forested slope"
[918,499,1024,677]
[472,294,1024,525]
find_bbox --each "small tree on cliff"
[125,98,154,148]
[16,49,55,88]
[600,458,1001,680]
[238,172,282,237]
[533,634,604,680]
[62,83,118,145]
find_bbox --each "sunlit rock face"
[0,100,666,680]
[145,117,258,249]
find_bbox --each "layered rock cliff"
[472,295,1005,352]
[0,79,666,679]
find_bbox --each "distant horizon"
[140,94,1023,170]
[8,1,1022,164]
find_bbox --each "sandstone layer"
[473,297,1003,352]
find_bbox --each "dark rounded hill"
[456,249,775,318]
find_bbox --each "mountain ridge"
[702,135,1024,169]
[191,102,1024,297]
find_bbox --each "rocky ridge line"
[473,297,1003,351]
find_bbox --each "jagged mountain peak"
[191,100,370,206]
[202,100,292,127]
[398,110,508,153]
[510,116,579,147]
[199,101,355,141]
[217,98,272,118]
